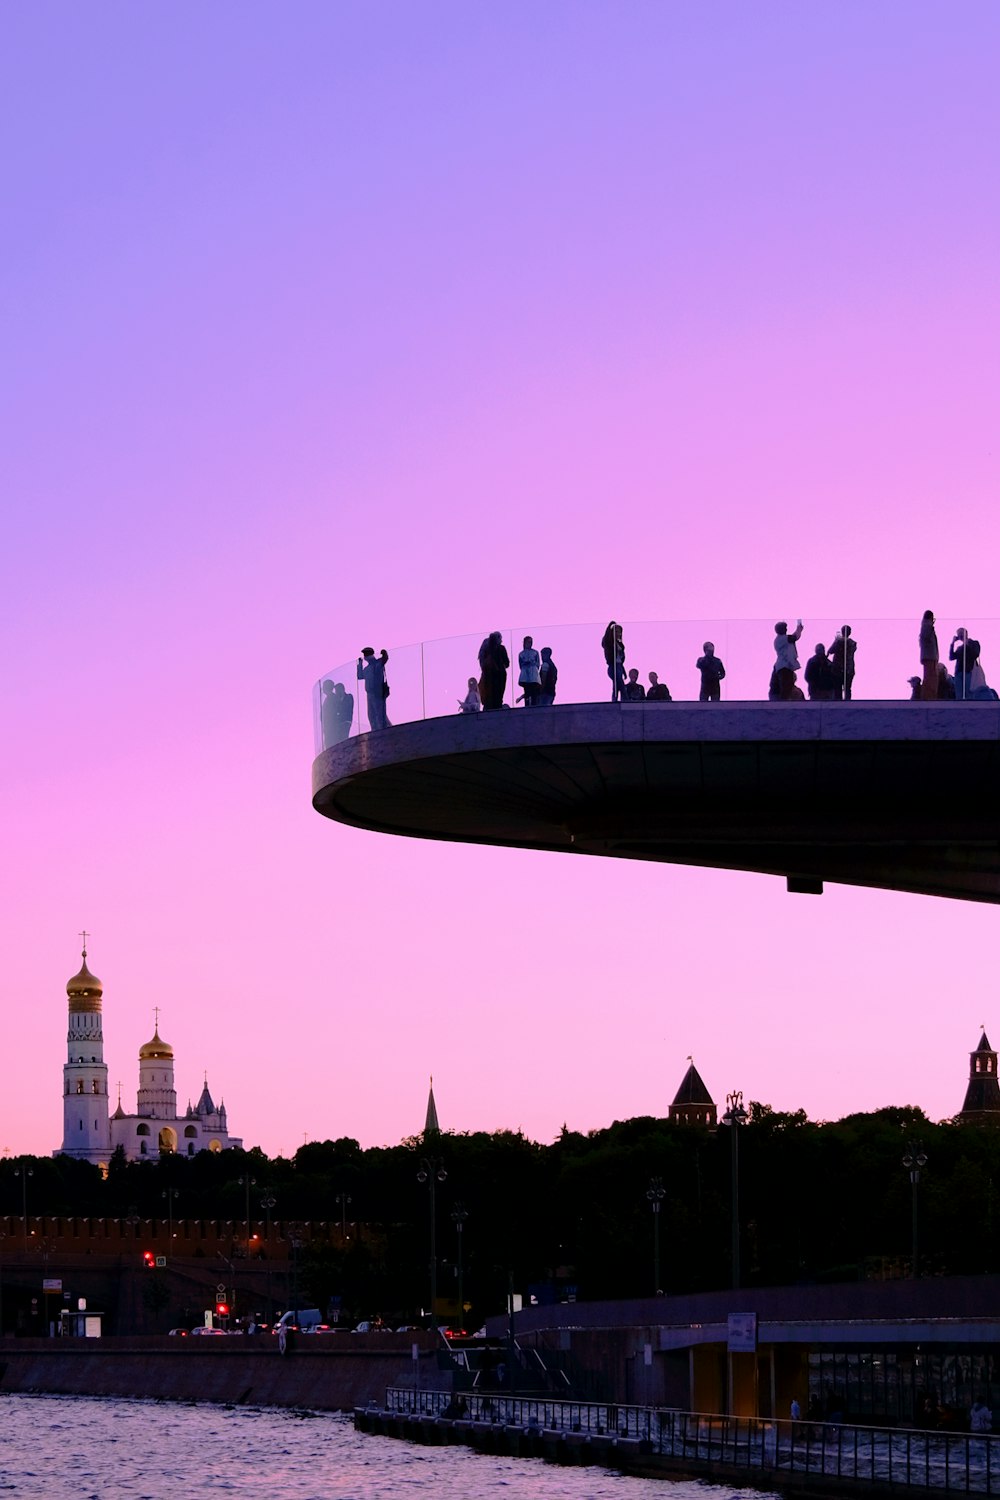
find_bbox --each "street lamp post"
[722,1092,748,1289]
[335,1192,352,1242]
[286,1224,304,1313]
[14,1166,33,1251]
[416,1157,447,1323]
[646,1177,666,1294]
[451,1204,468,1328]
[903,1143,928,1278]
[238,1175,257,1251]
[161,1188,180,1246]
[260,1194,276,1324]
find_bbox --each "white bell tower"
[60,935,111,1165]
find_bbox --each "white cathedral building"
[57,944,241,1167]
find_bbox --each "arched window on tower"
[92,1080,100,1093]
[76,1080,84,1094]
[977,1059,983,1073]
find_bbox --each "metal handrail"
[383,1387,1000,1492]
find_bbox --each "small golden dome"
[139,1029,174,1061]
[67,953,103,1013]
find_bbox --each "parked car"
[167,1327,189,1337]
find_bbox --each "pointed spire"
[424,1075,440,1137]
[958,1028,1000,1124]
[669,1057,718,1127]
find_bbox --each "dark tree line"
[4,1107,999,1325]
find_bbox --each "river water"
[0,1394,780,1499]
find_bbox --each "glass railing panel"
[314,662,357,754]
[372,641,423,732]
[422,631,499,720]
[510,622,611,707]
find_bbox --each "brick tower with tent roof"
[668,1057,717,1127]
[956,1030,1000,1126]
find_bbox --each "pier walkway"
[359,1387,1000,1497]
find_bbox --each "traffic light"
[142,1250,156,1269]
[216,1301,229,1318]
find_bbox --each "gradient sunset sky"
[4,1,999,1159]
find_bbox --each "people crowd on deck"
[319,614,998,744]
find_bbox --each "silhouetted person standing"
[695,642,726,702]
[539,647,558,705]
[478,631,509,711]
[829,626,857,700]
[920,611,939,700]
[518,636,541,707]
[357,647,390,730]
[949,627,980,700]
[773,620,804,701]
[321,680,354,745]
[804,645,835,701]
[602,621,625,702]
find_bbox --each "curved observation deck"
[312,620,1000,903]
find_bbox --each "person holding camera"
[357,646,390,730]
[773,619,804,701]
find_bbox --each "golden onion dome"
[139,1029,174,1061]
[67,953,103,1013]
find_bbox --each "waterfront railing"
[314,617,1000,755]
[384,1386,1000,1492]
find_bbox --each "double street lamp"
[646,1177,666,1294]
[903,1142,928,1278]
[417,1157,447,1323]
[722,1091,748,1289]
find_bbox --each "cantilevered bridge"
[312,700,1000,903]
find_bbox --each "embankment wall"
[0,1335,445,1411]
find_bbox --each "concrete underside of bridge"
[311,702,1000,903]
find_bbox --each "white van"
[274,1308,324,1333]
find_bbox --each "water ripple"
[0,1393,779,1499]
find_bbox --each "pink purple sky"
[4,2,999,1159]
